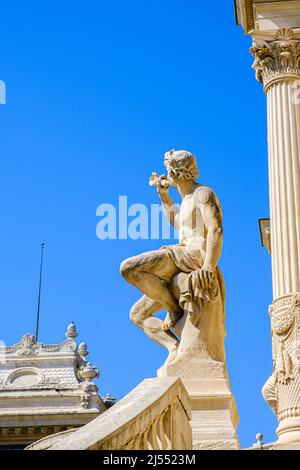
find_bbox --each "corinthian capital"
[250,28,300,91]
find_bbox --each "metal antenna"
[35,242,45,342]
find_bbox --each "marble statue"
[120,150,227,374]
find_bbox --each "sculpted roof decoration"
[0,322,81,358]
[0,323,101,405]
[0,334,77,357]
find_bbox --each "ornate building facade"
[0,322,106,448]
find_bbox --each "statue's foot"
[162,311,183,332]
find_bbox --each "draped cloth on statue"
[160,244,226,367]
[160,244,205,274]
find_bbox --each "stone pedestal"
[158,356,239,450]
[185,378,239,450]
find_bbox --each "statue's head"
[164,149,199,185]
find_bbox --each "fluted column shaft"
[267,80,300,299]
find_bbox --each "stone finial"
[65,321,78,339]
[79,362,99,381]
[102,393,117,408]
[78,343,89,358]
[256,433,264,450]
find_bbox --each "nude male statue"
[120,150,224,366]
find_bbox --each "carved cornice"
[250,28,300,91]
[235,0,255,33]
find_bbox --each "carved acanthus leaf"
[269,293,300,388]
[250,28,300,88]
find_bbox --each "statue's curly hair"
[164,149,199,180]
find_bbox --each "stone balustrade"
[26,377,192,451]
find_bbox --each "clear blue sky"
[0,0,277,447]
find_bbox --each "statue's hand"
[193,269,214,290]
[157,176,170,196]
[149,173,170,195]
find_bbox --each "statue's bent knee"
[120,259,136,281]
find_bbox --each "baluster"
[163,405,172,450]
[156,412,167,450]
[141,428,149,450]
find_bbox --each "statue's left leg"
[130,295,180,365]
[120,250,183,331]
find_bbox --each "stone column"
[251,28,300,449]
